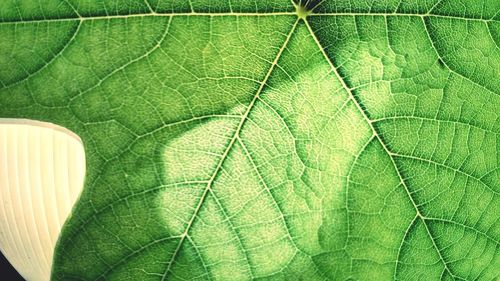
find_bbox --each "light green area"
[0,0,499,280]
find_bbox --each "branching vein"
[160,18,300,280]
[303,17,459,279]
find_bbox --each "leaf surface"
[0,0,499,280]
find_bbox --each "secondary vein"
[0,12,496,25]
[160,18,300,280]
[303,17,457,279]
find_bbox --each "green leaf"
[1,0,499,280]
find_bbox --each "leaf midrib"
[159,18,300,281]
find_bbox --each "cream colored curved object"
[0,119,85,281]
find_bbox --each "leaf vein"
[304,17,460,279]
[160,19,300,280]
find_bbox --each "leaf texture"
[0,0,499,280]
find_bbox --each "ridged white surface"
[0,119,85,281]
